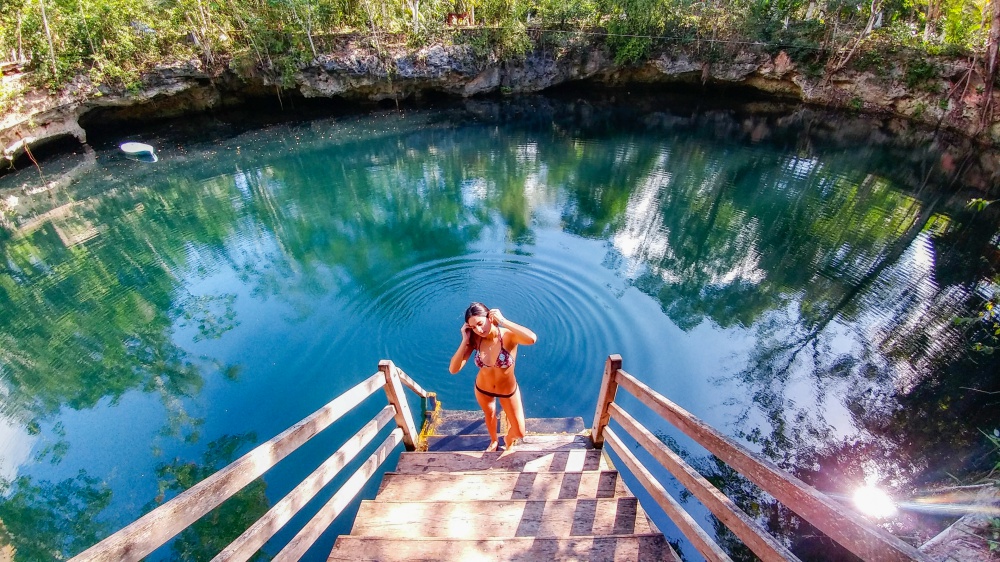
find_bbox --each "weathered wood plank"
[605,428,734,562]
[69,372,386,562]
[591,355,622,448]
[431,409,494,436]
[610,403,799,562]
[514,435,593,450]
[425,434,496,451]
[380,360,418,451]
[394,449,610,474]
[431,410,585,437]
[392,364,430,398]
[615,370,929,562]
[426,434,592,452]
[273,428,403,562]
[350,498,653,538]
[375,470,628,501]
[213,406,396,561]
[329,535,680,562]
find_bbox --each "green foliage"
[770,19,826,62]
[969,198,996,211]
[941,0,986,50]
[462,18,532,61]
[598,0,660,64]
[494,19,533,60]
[966,291,1000,354]
[0,0,995,93]
[989,517,1000,551]
[0,71,25,120]
[853,33,901,75]
[905,57,941,91]
[536,0,597,28]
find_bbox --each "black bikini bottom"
[475,382,518,399]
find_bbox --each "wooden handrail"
[274,428,404,561]
[590,354,621,447]
[213,405,397,561]
[598,356,928,562]
[394,364,430,398]
[70,372,386,562]
[604,427,734,562]
[71,360,433,562]
[609,403,798,562]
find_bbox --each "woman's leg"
[474,387,499,452]
[499,387,526,448]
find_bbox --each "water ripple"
[334,249,636,409]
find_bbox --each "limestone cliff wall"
[3,37,999,176]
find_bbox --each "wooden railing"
[591,354,929,562]
[70,360,432,562]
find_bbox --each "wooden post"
[380,360,418,451]
[590,354,622,448]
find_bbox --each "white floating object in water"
[120,142,158,162]
[120,142,155,155]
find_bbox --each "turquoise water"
[1,95,997,560]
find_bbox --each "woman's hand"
[489,309,537,345]
[488,308,506,327]
[461,323,473,344]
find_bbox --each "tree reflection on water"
[0,96,997,559]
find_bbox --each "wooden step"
[329,534,680,561]
[396,449,610,474]
[432,410,586,436]
[376,470,629,501]
[432,410,491,436]
[351,498,656,538]
[424,434,495,451]
[426,433,592,452]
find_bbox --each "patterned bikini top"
[474,332,514,369]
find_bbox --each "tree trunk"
[196,0,214,64]
[16,12,24,62]
[923,0,934,42]
[988,0,1000,80]
[983,0,1000,128]
[77,0,97,58]
[38,0,58,79]
[826,0,882,79]
[287,1,317,58]
[409,0,421,34]
[862,0,883,37]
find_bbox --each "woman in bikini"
[449,302,537,452]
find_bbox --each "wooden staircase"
[71,359,929,562]
[329,409,680,561]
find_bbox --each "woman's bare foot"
[485,440,499,452]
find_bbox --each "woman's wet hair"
[465,302,489,322]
